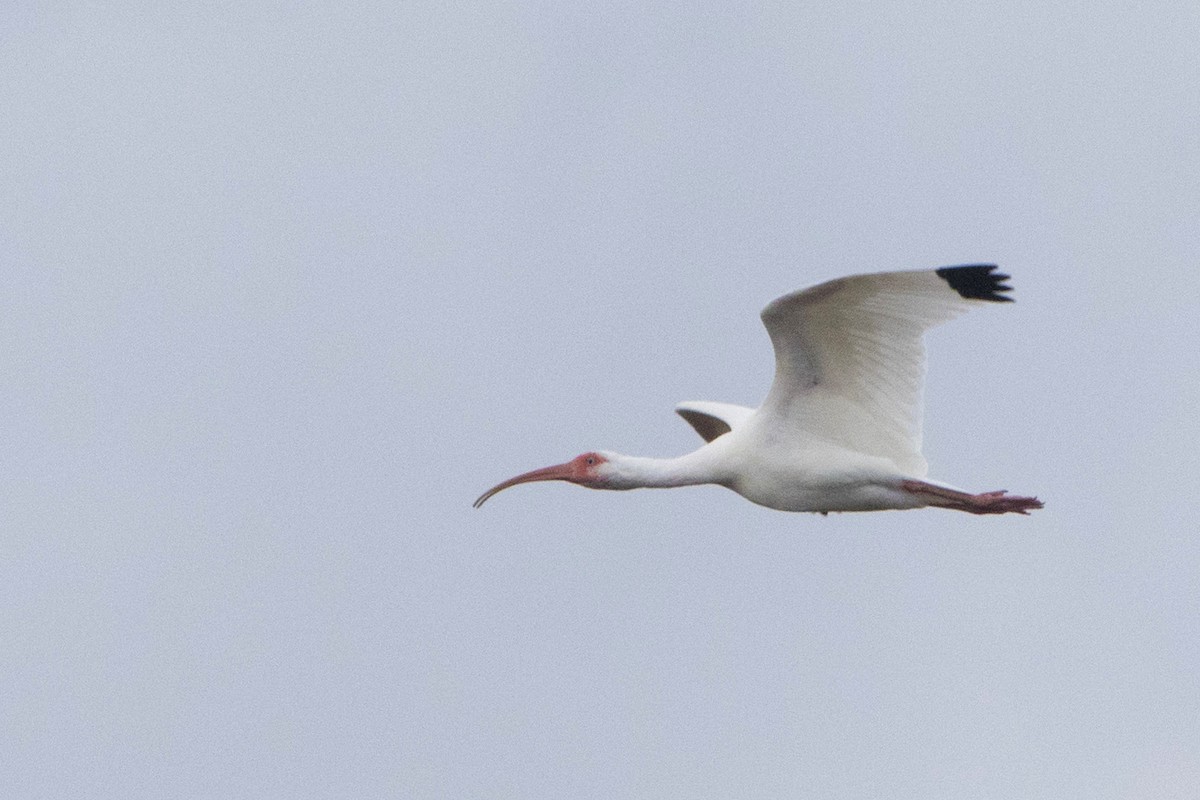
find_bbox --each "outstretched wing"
[675,401,757,442]
[757,265,1014,476]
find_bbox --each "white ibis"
[475,265,1043,515]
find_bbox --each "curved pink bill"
[473,462,576,508]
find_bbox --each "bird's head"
[473,451,613,508]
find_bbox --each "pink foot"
[902,481,1044,516]
[966,490,1044,515]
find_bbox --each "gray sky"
[3,2,1198,798]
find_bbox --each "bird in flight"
[475,265,1043,516]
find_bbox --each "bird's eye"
[586,457,595,465]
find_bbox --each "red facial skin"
[473,452,608,508]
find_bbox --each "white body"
[601,428,928,513]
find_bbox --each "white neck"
[601,448,725,490]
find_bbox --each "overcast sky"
[3,2,1198,798]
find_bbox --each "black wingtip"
[935,264,1014,302]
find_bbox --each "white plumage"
[476,265,1042,516]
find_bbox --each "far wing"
[675,401,756,443]
[758,265,1014,476]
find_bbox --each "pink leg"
[901,480,1044,515]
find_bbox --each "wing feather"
[758,265,1013,476]
[675,401,756,442]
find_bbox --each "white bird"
[475,265,1043,516]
